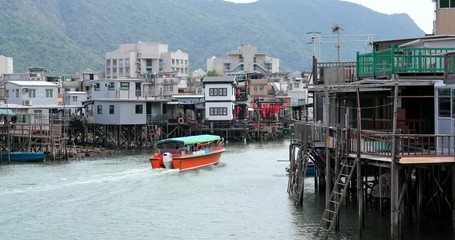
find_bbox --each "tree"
[206,70,218,76]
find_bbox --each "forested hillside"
[0,0,424,74]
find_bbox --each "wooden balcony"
[293,122,455,164]
[357,46,455,79]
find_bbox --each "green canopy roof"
[156,134,221,145]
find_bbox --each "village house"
[203,76,236,122]
[63,91,88,116]
[84,78,168,125]
[288,75,311,121]
[3,80,58,122]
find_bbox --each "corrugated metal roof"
[202,76,236,83]
[8,81,58,86]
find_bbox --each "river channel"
[0,139,443,239]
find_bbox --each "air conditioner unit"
[23,100,31,106]
[22,88,29,92]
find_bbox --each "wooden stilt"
[453,165,455,229]
[356,87,364,237]
[391,81,401,240]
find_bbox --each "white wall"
[204,83,235,102]
[205,102,234,121]
[93,101,146,125]
[6,82,58,106]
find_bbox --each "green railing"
[357,46,455,78]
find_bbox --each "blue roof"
[156,134,221,145]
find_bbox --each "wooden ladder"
[316,157,357,239]
[294,153,311,206]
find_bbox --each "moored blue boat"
[1,152,47,162]
[306,163,316,176]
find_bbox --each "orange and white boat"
[150,134,225,171]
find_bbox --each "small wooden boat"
[0,151,47,162]
[150,134,225,171]
[286,162,316,177]
[306,162,316,176]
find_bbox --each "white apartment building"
[161,49,189,77]
[207,44,279,75]
[0,55,13,75]
[105,41,189,79]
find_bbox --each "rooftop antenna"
[332,24,344,62]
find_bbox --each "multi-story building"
[84,78,170,125]
[207,44,279,76]
[5,81,58,107]
[161,49,189,77]
[203,76,236,121]
[105,41,189,79]
[433,0,455,35]
[249,79,269,99]
[142,73,179,98]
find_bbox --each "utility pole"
[332,24,343,63]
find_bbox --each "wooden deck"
[349,153,455,164]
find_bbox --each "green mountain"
[0,0,424,75]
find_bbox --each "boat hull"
[150,149,224,171]
[306,164,316,176]
[1,152,47,162]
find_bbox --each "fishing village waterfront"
[1,1,455,239]
[0,140,391,240]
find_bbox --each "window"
[220,88,227,96]
[146,59,152,72]
[34,110,42,118]
[438,88,451,117]
[209,88,218,96]
[28,89,36,98]
[220,107,227,115]
[72,96,78,102]
[108,83,115,91]
[209,107,228,116]
[16,89,19,98]
[97,105,102,114]
[440,0,455,8]
[135,104,143,114]
[94,83,100,91]
[109,105,114,114]
[46,89,53,98]
[120,82,129,90]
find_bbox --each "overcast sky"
[225,0,434,34]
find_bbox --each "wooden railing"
[348,129,455,157]
[292,123,455,161]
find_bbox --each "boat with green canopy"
[150,134,225,170]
